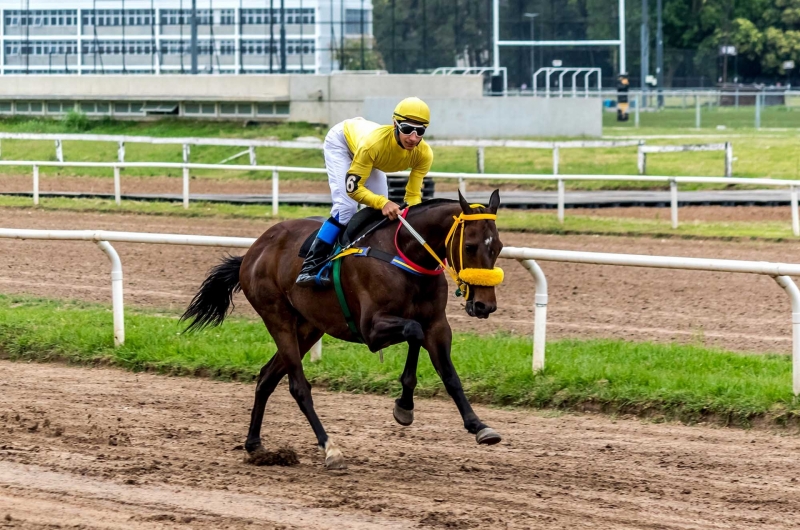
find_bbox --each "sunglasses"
[396,122,427,137]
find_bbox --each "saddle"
[297,208,388,258]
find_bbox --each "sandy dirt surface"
[0,207,798,354]
[3,360,800,529]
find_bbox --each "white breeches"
[324,120,387,224]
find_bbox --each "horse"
[181,190,504,469]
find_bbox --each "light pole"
[524,13,538,89]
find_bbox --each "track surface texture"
[3,360,800,529]
[0,207,798,353]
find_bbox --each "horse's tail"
[181,255,243,332]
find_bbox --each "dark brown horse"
[182,191,504,469]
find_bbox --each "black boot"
[295,237,335,287]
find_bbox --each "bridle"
[395,206,504,299]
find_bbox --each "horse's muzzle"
[465,300,497,319]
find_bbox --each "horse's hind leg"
[245,320,323,456]
[267,317,345,469]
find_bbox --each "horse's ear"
[458,191,474,214]
[488,189,500,214]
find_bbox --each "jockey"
[295,97,433,287]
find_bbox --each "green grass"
[6,116,800,186]
[1,196,797,241]
[1,294,798,428]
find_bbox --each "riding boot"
[295,217,344,287]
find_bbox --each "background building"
[0,0,374,75]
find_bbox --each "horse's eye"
[465,245,477,254]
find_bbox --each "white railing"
[532,67,602,98]
[638,142,733,177]
[501,246,800,395]
[0,131,650,175]
[1,160,798,235]
[430,66,508,96]
[2,228,800,395]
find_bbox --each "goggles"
[396,121,427,137]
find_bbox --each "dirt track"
[3,360,800,529]
[0,207,798,353]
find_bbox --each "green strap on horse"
[331,249,363,343]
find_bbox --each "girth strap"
[332,251,363,343]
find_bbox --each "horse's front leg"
[423,319,502,445]
[363,314,424,427]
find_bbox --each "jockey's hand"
[381,201,402,220]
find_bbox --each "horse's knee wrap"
[402,321,424,343]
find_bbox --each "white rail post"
[634,93,640,128]
[552,145,559,175]
[695,94,701,129]
[557,178,565,224]
[476,146,485,174]
[113,165,121,205]
[182,143,190,163]
[670,178,679,229]
[724,141,733,177]
[637,142,646,175]
[755,92,762,130]
[32,165,39,205]
[96,240,125,347]
[272,169,279,217]
[310,339,322,362]
[458,177,467,195]
[773,276,800,395]
[249,146,256,166]
[55,139,63,162]
[0,139,3,159]
[182,165,190,209]
[792,186,800,237]
[519,259,548,373]
[117,141,125,163]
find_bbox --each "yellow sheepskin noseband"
[458,267,504,287]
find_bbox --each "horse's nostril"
[474,302,486,313]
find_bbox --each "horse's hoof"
[393,403,414,426]
[476,427,502,445]
[322,439,347,470]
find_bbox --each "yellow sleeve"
[404,145,433,206]
[346,145,389,210]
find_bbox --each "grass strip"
[1,294,798,428]
[0,196,796,241]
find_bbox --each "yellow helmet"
[393,97,430,126]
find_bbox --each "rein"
[395,206,504,299]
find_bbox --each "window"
[220,9,234,25]
[0,102,12,113]
[345,9,370,35]
[275,103,289,115]
[256,103,274,116]
[236,104,253,116]
[80,102,96,113]
[114,102,131,114]
[220,103,237,115]
[201,103,216,115]
[184,103,200,115]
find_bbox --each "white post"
[619,0,626,74]
[249,146,256,165]
[114,166,121,205]
[117,141,125,163]
[792,186,799,237]
[492,0,500,74]
[0,139,2,158]
[458,177,467,195]
[557,178,565,224]
[55,139,63,162]
[182,143,190,163]
[670,178,678,229]
[724,141,733,177]
[637,142,646,174]
[272,169,279,217]
[182,166,190,209]
[96,240,125,347]
[552,146,559,175]
[634,93,640,128]
[32,165,39,205]
[695,94,701,129]
[476,146,485,173]
[310,339,322,362]
[519,259,548,373]
[773,276,800,395]
[755,92,762,129]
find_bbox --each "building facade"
[0,0,373,75]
